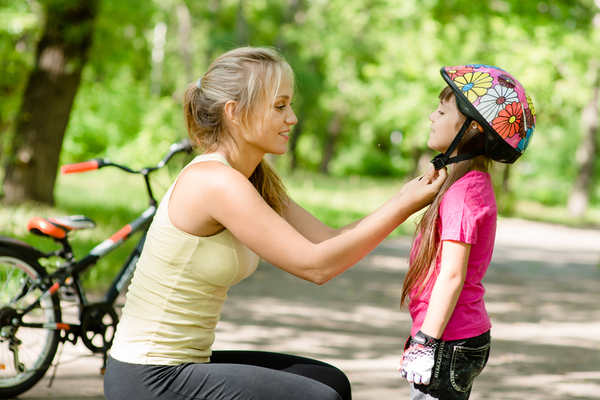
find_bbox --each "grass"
[3,166,600,291]
[509,199,600,229]
[0,153,191,290]
[283,171,421,237]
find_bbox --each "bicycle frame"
[24,204,156,329]
[0,138,194,398]
[0,209,150,331]
[0,138,194,354]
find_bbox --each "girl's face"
[427,95,466,155]
[249,80,298,156]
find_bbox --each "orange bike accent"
[109,225,132,243]
[56,323,70,331]
[26,217,67,239]
[49,283,60,294]
[61,159,99,174]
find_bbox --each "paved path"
[17,218,600,399]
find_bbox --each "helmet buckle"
[430,154,447,170]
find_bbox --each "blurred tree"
[418,0,600,213]
[175,1,194,84]
[566,3,600,216]
[4,0,600,215]
[2,0,98,205]
[0,0,41,167]
[568,60,600,216]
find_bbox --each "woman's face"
[249,80,298,156]
[427,95,466,155]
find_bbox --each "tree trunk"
[176,2,194,84]
[235,0,249,45]
[150,21,167,96]
[319,111,343,174]
[288,117,304,170]
[2,0,98,205]
[502,164,510,192]
[567,63,600,217]
[407,147,429,180]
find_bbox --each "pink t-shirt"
[409,171,496,341]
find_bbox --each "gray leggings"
[104,351,351,400]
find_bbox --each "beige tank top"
[110,154,259,365]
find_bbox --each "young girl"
[104,47,447,400]
[398,65,536,400]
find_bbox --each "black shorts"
[410,331,491,400]
[104,350,351,400]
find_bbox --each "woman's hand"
[398,164,448,214]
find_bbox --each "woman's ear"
[224,100,238,125]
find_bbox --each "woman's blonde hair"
[400,86,491,308]
[183,47,295,215]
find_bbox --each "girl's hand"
[398,331,440,385]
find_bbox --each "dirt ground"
[17,218,600,400]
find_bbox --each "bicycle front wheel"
[0,248,61,399]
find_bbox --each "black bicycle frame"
[13,204,157,332]
[100,205,157,305]
[4,138,194,334]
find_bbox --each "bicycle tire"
[0,248,61,399]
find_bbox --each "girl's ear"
[224,100,238,125]
[471,121,484,133]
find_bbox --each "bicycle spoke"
[0,253,60,396]
[0,264,16,298]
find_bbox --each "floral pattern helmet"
[441,65,536,164]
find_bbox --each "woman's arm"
[282,167,446,244]
[280,199,336,244]
[419,240,471,338]
[170,162,447,284]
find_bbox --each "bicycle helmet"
[430,64,536,170]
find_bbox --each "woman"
[104,46,447,400]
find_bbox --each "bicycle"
[0,138,194,398]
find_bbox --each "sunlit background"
[2,2,600,399]
[2,0,600,222]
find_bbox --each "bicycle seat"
[27,216,96,239]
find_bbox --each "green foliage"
[0,0,41,148]
[0,148,193,289]
[2,0,600,214]
[65,66,184,165]
[0,167,418,289]
[4,165,600,291]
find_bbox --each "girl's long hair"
[400,86,491,308]
[182,47,294,215]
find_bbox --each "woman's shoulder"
[168,155,256,236]
[174,155,259,209]
[189,153,232,167]
[178,155,241,187]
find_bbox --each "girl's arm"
[398,240,470,384]
[420,240,471,338]
[170,162,447,285]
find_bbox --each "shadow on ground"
[19,218,600,400]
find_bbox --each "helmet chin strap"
[430,117,486,170]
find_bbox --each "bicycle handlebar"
[60,138,194,175]
[61,159,103,174]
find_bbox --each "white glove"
[398,331,440,385]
